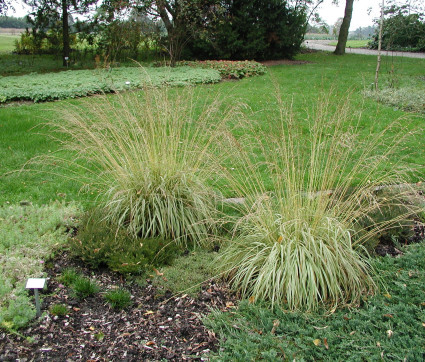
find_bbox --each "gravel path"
[304,40,425,59]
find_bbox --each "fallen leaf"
[144,310,155,316]
[313,339,321,346]
[248,296,255,304]
[153,268,163,276]
[89,326,95,331]
[384,293,392,299]
[324,338,329,350]
[383,314,393,318]
[277,236,283,243]
[146,341,156,346]
[271,320,280,335]
[225,301,235,308]
[72,307,80,312]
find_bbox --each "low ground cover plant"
[217,91,421,311]
[0,66,221,103]
[0,203,78,330]
[59,268,99,300]
[364,86,425,114]
[104,288,132,310]
[174,60,267,80]
[206,241,425,361]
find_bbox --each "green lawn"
[0,34,19,52]
[329,39,370,48]
[1,52,424,205]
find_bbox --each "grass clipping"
[43,87,236,245]
[218,91,420,312]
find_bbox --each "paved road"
[304,40,425,59]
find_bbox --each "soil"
[0,252,236,361]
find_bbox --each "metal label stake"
[26,278,47,318]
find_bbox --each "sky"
[8,0,381,31]
[317,0,381,30]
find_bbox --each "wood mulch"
[0,251,236,361]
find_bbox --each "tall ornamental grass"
[218,91,421,311]
[41,87,236,244]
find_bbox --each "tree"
[186,0,307,60]
[24,0,95,66]
[368,2,425,51]
[334,0,354,55]
[0,0,13,16]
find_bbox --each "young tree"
[334,0,354,55]
[24,0,95,66]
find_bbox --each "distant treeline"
[0,16,29,29]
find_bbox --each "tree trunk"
[334,0,354,55]
[374,0,385,91]
[62,0,70,66]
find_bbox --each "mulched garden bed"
[0,252,236,361]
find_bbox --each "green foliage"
[175,60,267,80]
[217,91,420,311]
[206,242,425,361]
[364,85,425,114]
[151,249,217,297]
[104,288,132,310]
[0,203,78,330]
[71,211,180,275]
[187,0,306,60]
[49,303,68,316]
[42,87,238,245]
[72,276,100,300]
[0,16,29,28]
[0,66,221,103]
[368,10,425,52]
[58,268,80,287]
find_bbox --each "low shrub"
[104,288,132,310]
[217,90,421,311]
[70,211,184,275]
[176,60,267,80]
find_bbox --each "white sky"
[317,0,381,30]
[8,0,381,31]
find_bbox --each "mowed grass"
[0,52,424,207]
[329,39,370,48]
[0,34,19,52]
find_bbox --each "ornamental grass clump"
[218,91,421,312]
[43,87,236,245]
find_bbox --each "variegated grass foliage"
[40,87,238,245]
[218,90,421,311]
